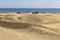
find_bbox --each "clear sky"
[0,0,60,8]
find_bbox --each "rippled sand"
[0,13,60,40]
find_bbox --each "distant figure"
[32,12,38,14]
[17,12,20,14]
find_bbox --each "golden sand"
[0,13,60,40]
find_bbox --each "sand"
[0,13,60,40]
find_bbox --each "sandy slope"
[0,13,60,40]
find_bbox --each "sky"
[0,0,60,8]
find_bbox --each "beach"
[0,12,60,40]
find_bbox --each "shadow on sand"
[0,21,32,29]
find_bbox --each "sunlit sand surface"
[0,13,60,40]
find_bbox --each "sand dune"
[0,13,60,40]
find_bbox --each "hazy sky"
[0,0,60,8]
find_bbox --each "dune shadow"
[0,21,32,29]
